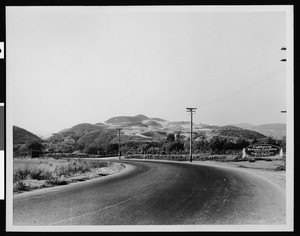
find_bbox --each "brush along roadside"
[13,158,125,194]
[124,153,284,163]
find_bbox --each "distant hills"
[232,123,286,139]
[13,115,286,148]
[105,114,149,124]
[209,125,266,140]
[59,123,101,135]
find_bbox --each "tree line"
[13,132,286,158]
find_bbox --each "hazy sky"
[7,6,290,136]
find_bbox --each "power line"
[197,66,285,109]
[186,108,197,162]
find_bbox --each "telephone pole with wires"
[186,107,197,162]
[281,47,286,61]
[280,47,287,113]
[116,128,122,159]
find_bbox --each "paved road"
[13,160,285,225]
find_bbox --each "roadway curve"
[13,160,285,225]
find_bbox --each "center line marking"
[51,193,147,225]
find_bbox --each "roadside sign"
[245,144,280,157]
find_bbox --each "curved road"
[13,160,285,225]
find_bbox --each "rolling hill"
[232,123,286,138]
[144,120,163,128]
[211,125,266,140]
[100,114,270,142]
[13,126,43,145]
[15,114,285,156]
[77,129,118,147]
[105,114,149,124]
[58,123,102,135]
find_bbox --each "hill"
[13,126,43,145]
[20,114,280,156]
[140,131,167,140]
[232,123,286,138]
[94,123,107,127]
[213,125,266,140]
[232,123,257,129]
[171,121,191,126]
[60,123,101,133]
[53,115,271,145]
[55,123,103,141]
[255,124,286,138]
[105,114,149,124]
[117,121,148,128]
[144,120,163,128]
[150,117,167,122]
[77,129,118,147]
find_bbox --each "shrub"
[46,178,68,185]
[125,154,242,162]
[89,161,107,169]
[275,165,286,171]
[13,159,110,193]
[14,165,32,181]
[41,170,55,180]
[29,168,44,180]
[53,160,104,177]
[14,166,55,182]
[75,162,91,173]
[14,181,29,191]
[275,160,286,171]
[54,165,71,177]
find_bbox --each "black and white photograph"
[4,5,293,231]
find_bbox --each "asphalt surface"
[13,159,285,225]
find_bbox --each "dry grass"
[13,157,116,194]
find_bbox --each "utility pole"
[280,47,287,113]
[281,47,287,62]
[116,128,122,159]
[186,107,197,162]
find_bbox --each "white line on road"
[51,193,148,225]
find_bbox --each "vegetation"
[125,154,242,162]
[216,126,266,139]
[13,126,42,144]
[13,159,109,193]
[13,120,286,160]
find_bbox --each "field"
[13,157,124,194]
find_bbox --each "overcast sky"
[7,6,291,136]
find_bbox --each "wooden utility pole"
[280,47,287,113]
[116,128,122,159]
[281,47,286,61]
[186,107,197,162]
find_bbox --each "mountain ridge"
[232,123,286,139]
[13,126,43,145]
[13,115,286,148]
